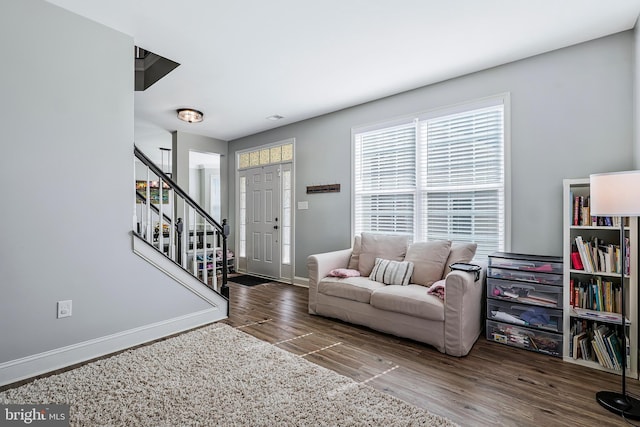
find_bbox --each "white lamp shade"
[590,170,640,216]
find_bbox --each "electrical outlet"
[57,300,72,318]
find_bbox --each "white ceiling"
[47,0,640,148]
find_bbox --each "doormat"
[229,274,273,287]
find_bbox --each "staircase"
[132,146,229,312]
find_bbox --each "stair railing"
[133,145,229,298]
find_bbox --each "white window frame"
[238,175,247,258]
[351,93,511,257]
[281,164,293,266]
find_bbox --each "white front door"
[246,165,281,278]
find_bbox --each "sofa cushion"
[370,285,444,321]
[443,242,478,277]
[404,240,451,286]
[370,258,414,286]
[358,233,409,276]
[347,235,362,270]
[318,276,386,304]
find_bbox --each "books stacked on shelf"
[572,195,625,227]
[569,319,629,370]
[572,236,629,275]
[571,328,592,362]
[569,277,621,313]
[573,195,591,226]
[572,307,630,325]
[564,179,638,378]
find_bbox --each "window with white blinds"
[354,96,506,258]
[354,123,417,236]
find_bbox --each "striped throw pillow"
[369,258,414,286]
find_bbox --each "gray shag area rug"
[0,323,457,426]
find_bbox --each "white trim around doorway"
[235,138,296,284]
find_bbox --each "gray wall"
[229,31,634,278]
[0,0,212,363]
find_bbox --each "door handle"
[273,225,279,230]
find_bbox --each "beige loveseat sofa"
[308,233,485,356]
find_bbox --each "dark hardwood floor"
[222,280,640,427]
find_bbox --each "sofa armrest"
[307,248,353,314]
[443,261,486,356]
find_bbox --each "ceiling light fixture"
[266,114,284,121]
[177,108,204,123]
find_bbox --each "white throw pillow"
[443,242,478,277]
[404,240,452,286]
[358,232,409,276]
[369,258,414,286]
[347,235,362,270]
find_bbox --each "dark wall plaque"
[306,184,340,194]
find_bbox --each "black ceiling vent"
[135,46,180,91]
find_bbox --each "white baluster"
[192,205,197,277]
[181,201,187,269]
[169,187,175,261]
[202,217,208,287]
[146,168,151,243]
[212,228,218,292]
[158,177,164,255]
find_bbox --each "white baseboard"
[293,276,309,288]
[0,308,224,387]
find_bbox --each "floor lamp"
[590,171,640,419]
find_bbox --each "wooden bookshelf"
[562,178,638,378]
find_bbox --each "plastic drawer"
[486,320,562,357]
[488,267,562,286]
[488,255,563,275]
[487,278,562,309]
[486,299,562,332]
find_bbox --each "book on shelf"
[581,196,590,227]
[571,319,593,361]
[573,236,629,275]
[572,331,587,359]
[573,307,629,324]
[570,245,584,270]
[596,325,620,370]
[607,332,623,371]
[570,279,574,307]
[591,339,608,368]
[593,325,613,369]
[574,236,593,272]
[571,194,620,227]
[573,320,623,370]
[579,334,592,361]
[625,237,630,276]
